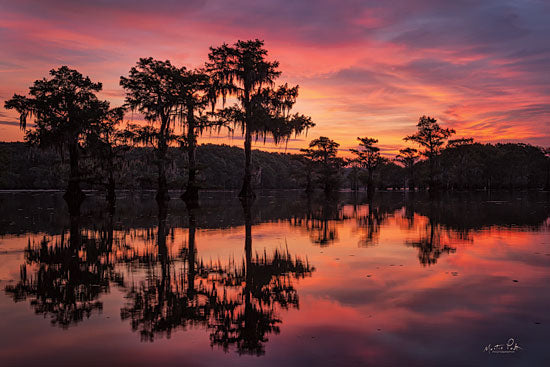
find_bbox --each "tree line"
[2,136,549,195]
[299,116,550,196]
[0,142,307,192]
[4,39,313,208]
[4,39,550,207]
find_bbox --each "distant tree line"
[2,138,549,193]
[0,142,306,191]
[299,116,550,195]
[3,40,550,207]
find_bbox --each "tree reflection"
[119,201,314,354]
[6,190,547,351]
[353,194,404,247]
[406,216,457,266]
[120,203,215,341]
[4,202,122,327]
[289,194,345,246]
[356,199,385,247]
[208,200,314,355]
[404,192,550,265]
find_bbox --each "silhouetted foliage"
[301,137,344,194]
[207,39,314,198]
[350,137,383,196]
[119,203,217,341]
[3,140,550,193]
[395,147,420,190]
[404,116,455,191]
[288,194,346,246]
[117,200,314,354]
[0,142,307,191]
[3,190,549,342]
[207,201,314,355]
[86,107,126,205]
[177,68,221,205]
[4,66,112,201]
[120,58,188,202]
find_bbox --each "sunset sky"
[1,0,549,155]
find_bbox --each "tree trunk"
[239,124,255,198]
[182,107,199,206]
[243,201,252,270]
[428,156,439,199]
[69,204,81,249]
[157,149,168,202]
[242,200,253,303]
[350,169,358,191]
[323,171,331,194]
[156,121,169,202]
[242,199,253,335]
[367,169,374,198]
[64,141,85,206]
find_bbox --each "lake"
[0,190,549,366]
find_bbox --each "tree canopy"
[404,116,455,190]
[120,57,189,201]
[301,137,343,193]
[207,39,314,198]
[4,66,111,200]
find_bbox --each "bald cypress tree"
[350,137,382,197]
[178,68,220,206]
[120,58,186,202]
[4,66,109,204]
[404,116,455,192]
[301,137,342,194]
[207,39,314,199]
[395,147,420,190]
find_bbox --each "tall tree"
[4,66,109,202]
[120,57,186,202]
[207,39,314,199]
[395,147,420,190]
[404,116,455,191]
[86,107,126,207]
[178,68,219,206]
[350,137,382,196]
[301,137,343,194]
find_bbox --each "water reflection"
[288,194,346,246]
[207,201,314,355]
[119,203,215,342]
[5,207,123,328]
[1,191,549,365]
[355,195,403,247]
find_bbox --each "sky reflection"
[0,191,549,366]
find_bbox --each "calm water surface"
[0,191,549,366]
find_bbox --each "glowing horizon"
[1,0,549,155]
